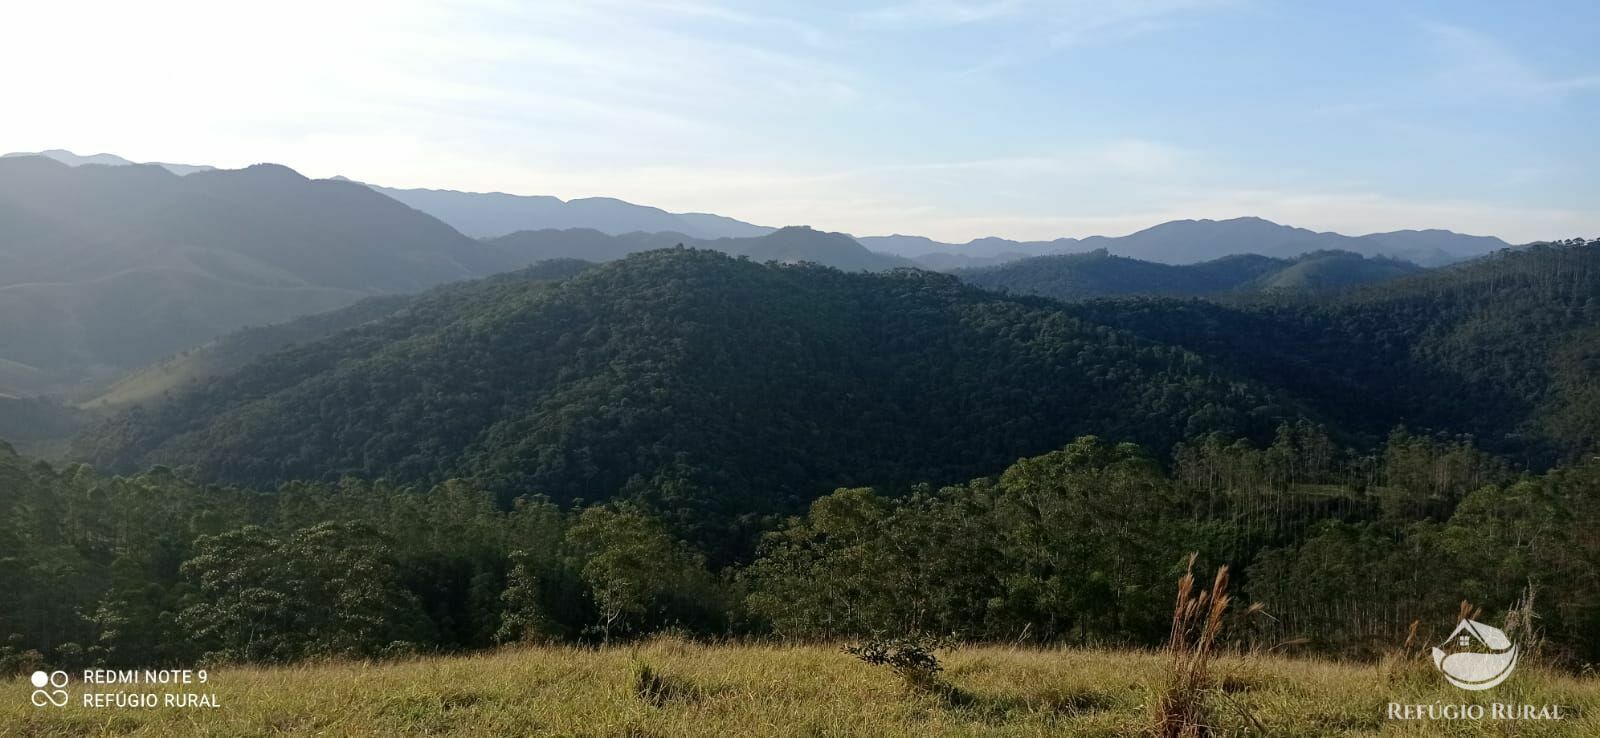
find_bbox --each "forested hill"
[955,248,1425,301]
[1064,239,1600,462]
[487,225,913,272]
[0,156,505,393]
[81,259,599,410]
[76,248,1298,539]
[0,156,898,396]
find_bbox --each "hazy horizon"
[6,0,1595,243]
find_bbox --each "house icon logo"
[1431,619,1518,690]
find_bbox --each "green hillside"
[1065,240,1600,461]
[80,259,598,410]
[487,225,912,272]
[1248,250,1425,291]
[75,249,1296,540]
[80,294,414,410]
[0,156,506,393]
[955,248,1422,301]
[0,268,366,394]
[0,154,909,396]
[0,395,87,457]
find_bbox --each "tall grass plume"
[1155,553,1262,738]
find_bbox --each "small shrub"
[0,634,44,676]
[845,634,953,696]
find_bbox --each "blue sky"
[5,0,1595,242]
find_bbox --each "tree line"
[7,421,1598,673]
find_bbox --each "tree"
[495,551,566,644]
[566,505,719,641]
[178,522,426,662]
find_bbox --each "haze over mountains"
[0,155,501,393]
[0,148,1520,401]
[366,183,774,240]
[12,149,1509,266]
[6,149,1599,675]
[864,218,1507,268]
[0,154,885,395]
[958,249,1427,301]
[77,242,1600,519]
[1,148,216,176]
[487,226,911,273]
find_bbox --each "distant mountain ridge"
[865,217,1509,267]
[12,150,1510,267]
[0,155,915,395]
[2,148,215,176]
[365,184,776,240]
[0,147,1518,400]
[0,155,504,393]
[957,248,1427,301]
[488,226,913,273]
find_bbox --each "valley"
[0,152,1594,738]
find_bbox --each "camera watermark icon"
[30,670,70,707]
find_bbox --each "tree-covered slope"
[0,156,511,393]
[1247,250,1425,291]
[76,249,1297,531]
[1064,240,1600,461]
[955,249,1283,299]
[487,225,912,272]
[954,249,1419,301]
[80,259,597,411]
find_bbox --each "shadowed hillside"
[0,156,507,393]
[1063,239,1600,461]
[488,225,913,272]
[75,249,1299,542]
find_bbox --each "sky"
[3,0,1596,243]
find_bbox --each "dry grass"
[1158,556,1236,737]
[3,636,1598,737]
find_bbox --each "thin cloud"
[950,0,1238,73]
[1046,0,1235,48]
[856,0,1027,26]
[1425,22,1600,102]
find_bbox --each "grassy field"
[3,638,1596,737]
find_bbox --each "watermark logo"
[30,670,69,707]
[1431,619,1518,691]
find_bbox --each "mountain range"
[73,249,1297,518]
[2,148,216,176]
[486,226,911,272]
[75,241,1600,533]
[366,183,774,240]
[0,155,501,393]
[11,149,1510,266]
[0,148,1522,400]
[864,217,1509,267]
[0,155,887,395]
[957,248,1426,301]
